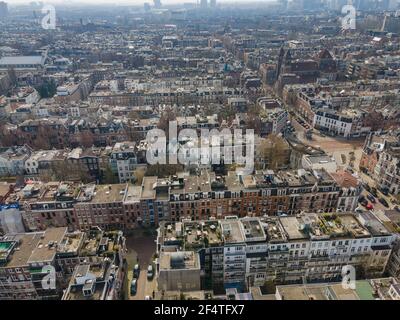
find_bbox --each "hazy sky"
[7,0,276,5]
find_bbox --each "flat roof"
[123,185,142,203]
[263,218,287,243]
[203,221,223,246]
[241,219,266,241]
[183,222,204,248]
[28,227,67,263]
[355,280,375,300]
[306,155,336,164]
[279,216,308,241]
[277,282,363,300]
[0,56,45,66]
[359,211,391,236]
[58,232,84,255]
[221,219,245,244]
[141,177,157,199]
[92,184,126,203]
[159,251,200,270]
[4,234,41,267]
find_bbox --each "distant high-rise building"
[144,2,151,12]
[210,0,217,7]
[200,0,208,9]
[389,0,400,10]
[0,1,8,18]
[327,0,348,11]
[279,0,288,10]
[153,0,162,9]
[303,0,323,10]
[287,0,304,11]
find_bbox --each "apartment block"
[0,226,125,300]
[157,212,395,293]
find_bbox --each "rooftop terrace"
[203,221,223,247]
[262,218,287,243]
[221,219,245,244]
[91,184,126,203]
[241,218,266,242]
[183,222,204,249]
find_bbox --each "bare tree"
[258,135,290,170]
[51,161,91,183]
[145,164,183,178]
[158,106,176,139]
[0,122,17,147]
[79,130,95,148]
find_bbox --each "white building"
[158,211,395,290]
[0,55,46,71]
[302,154,337,173]
[313,108,370,138]
[110,142,138,183]
[0,145,31,176]
[25,150,61,175]
[0,205,25,234]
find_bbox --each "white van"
[147,265,154,280]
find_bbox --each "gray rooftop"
[0,56,45,66]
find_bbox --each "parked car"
[394,206,400,213]
[380,188,389,196]
[133,264,140,279]
[360,199,368,207]
[360,167,368,174]
[364,184,371,192]
[130,279,137,295]
[367,194,376,203]
[379,197,389,207]
[366,203,374,210]
[358,195,366,203]
[346,167,354,174]
[371,188,378,197]
[147,265,154,280]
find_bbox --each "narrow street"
[124,230,157,300]
[128,269,157,300]
[359,172,398,211]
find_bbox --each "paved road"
[291,116,363,152]
[289,114,364,171]
[359,172,397,211]
[125,232,157,300]
[128,269,157,300]
[126,233,156,268]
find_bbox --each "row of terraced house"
[0,168,361,234]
